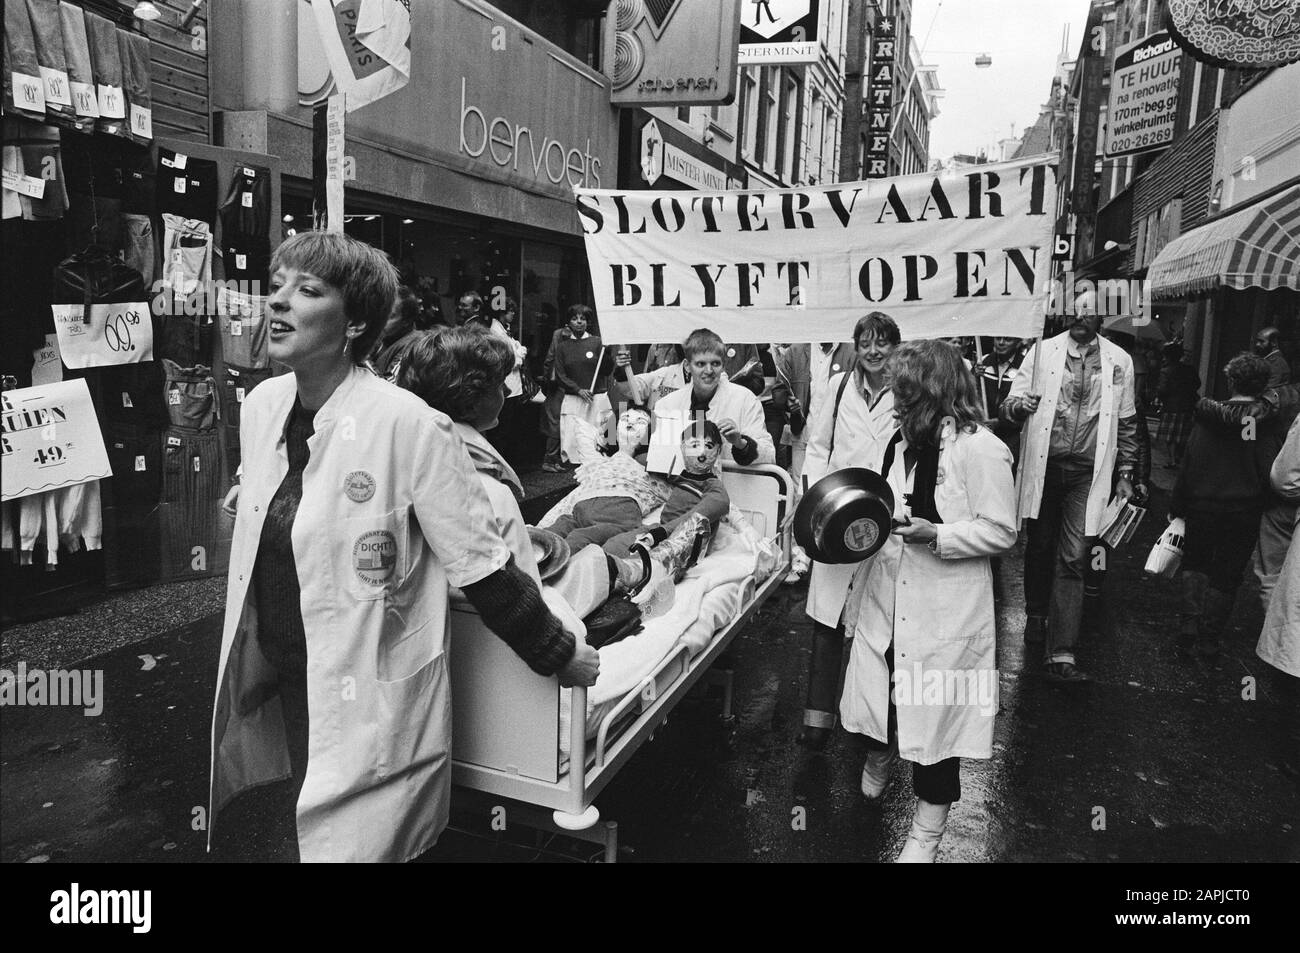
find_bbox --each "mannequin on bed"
[548,414,731,555]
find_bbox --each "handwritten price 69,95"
[104,309,143,353]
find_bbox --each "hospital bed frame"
[448,463,794,862]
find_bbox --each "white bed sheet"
[558,510,777,761]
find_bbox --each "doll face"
[681,433,722,474]
[617,410,651,453]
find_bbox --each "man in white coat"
[1002,301,1139,684]
[645,328,775,476]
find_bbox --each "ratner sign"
[577,155,1058,344]
[1105,31,1181,158]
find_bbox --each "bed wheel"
[553,805,601,831]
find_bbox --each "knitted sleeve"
[461,557,577,676]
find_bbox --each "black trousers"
[1181,506,1261,595]
[861,641,962,804]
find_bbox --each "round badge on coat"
[353,530,397,586]
[935,467,946,485]
[586,350,594,359]
[727,347,736,357]
[344,470,376,502]
[832,363,841,372]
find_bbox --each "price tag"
[122,392,134,408]
[2,169,46,200]
[71,81,99,118]
[236,387,246,403]
[31,334,62,387]
[173,153,188,170]
[193,456,201,472]
[130,104,152,140]
[173,178,187,194]
[169,389,181,405]
[96,84,125,119]
[230,319,243,336]
[11,72,46,112]
[167,435,181,447]
[135,455,147,472]
[234,253,247,271]
[243,167,255,177]
[241,191,253,208]
[40,68,73,107]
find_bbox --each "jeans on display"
[58,1,97,133]
[102,421,162,587]
[84,9,128,137]
[163,359,217,430]
[3,0,45,122]
[157,148,218,224]
[220,364,273,479]
[157,313,214,369]
[215,287,269,367]
[1024,460,1094,666]
[122,213,155,286]
[117,29,151,145]
[25,0,77,128]
[161,213,212,299]
[159,427,222,578]
[861,642,962,804]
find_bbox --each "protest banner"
[2,379,111,502]
[576,154,1059,345]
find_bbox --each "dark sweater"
[1170,398,1281,515]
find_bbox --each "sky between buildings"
[913,0,1094,163]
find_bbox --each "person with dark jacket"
[1169,353,1283,657]
[1156,344,1201,467]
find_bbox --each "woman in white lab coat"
[796,312,901,749]
[840,340,1017,862]
[209,232,597,863]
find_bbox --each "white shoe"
[860,743,897,799]
[783,567,806,585]
[896,799,951,863]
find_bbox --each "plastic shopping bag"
[1144,517,1185,579]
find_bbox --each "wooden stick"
[589,344,606,392]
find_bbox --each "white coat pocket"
[374,649,448,782]
[337,508,410,602]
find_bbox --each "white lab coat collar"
[455,422,524,498]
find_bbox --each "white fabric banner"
[577,154,1060,344]
[310,0,411,113]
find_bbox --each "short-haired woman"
[797,312,901,750]
[840,340,1017,862]
[211,232,597,863]
[1170,351,1281,657]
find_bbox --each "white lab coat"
[209,367,510,862]
[1257,415,1300,678]
[840,423,1017,764]
[646,379,775,475]
[1008,332,1136,535]
[801,372,898,627]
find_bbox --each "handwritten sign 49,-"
[51,303,154,369]
[1,379,111,502]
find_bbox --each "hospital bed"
[448,463,793,862]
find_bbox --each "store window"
[740,69,760,160]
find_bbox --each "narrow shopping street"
[4,459,1295,863]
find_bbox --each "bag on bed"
[583,594,643,649]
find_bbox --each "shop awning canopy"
[1147,184,1300,299]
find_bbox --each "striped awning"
[1147,184,1300,299]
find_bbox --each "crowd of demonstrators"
[1156,343,1202,468]
[840,340,1018,862]
[211,232,597,863]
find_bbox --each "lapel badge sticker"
[344,470,377,503]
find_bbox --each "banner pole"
[589,345,606,392]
